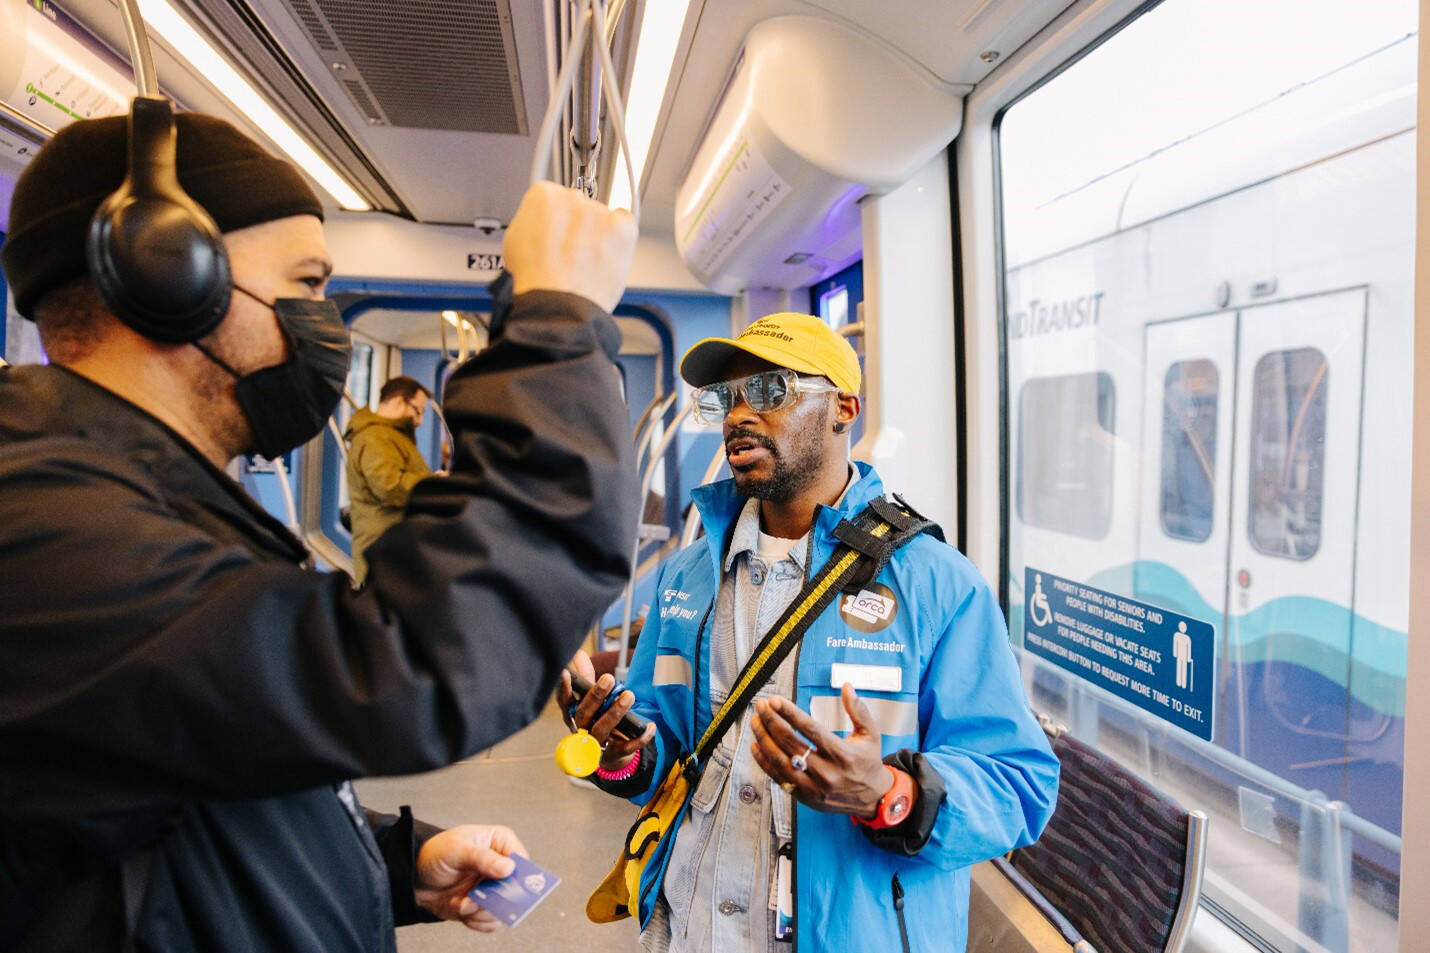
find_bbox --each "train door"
[1226,289,1367,802]
[1136,311,1238,747]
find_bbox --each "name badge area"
[829,662,902,693]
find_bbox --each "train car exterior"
[996,15,1414,945]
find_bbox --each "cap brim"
[679,336,833,388]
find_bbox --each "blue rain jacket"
[620,463,1059,952]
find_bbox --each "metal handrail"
[269,455,302,537]
[630,391,667,444]
[116,0,159,97]
[1052,665,1402,855]
[615,401,694,680]
[1165,811,1208,953]
[530,0,639,221]
[326,418,348,463]
[304,530,354,578]
[633,390,678,472]
[679,440,729,548]
[0,101,54,145]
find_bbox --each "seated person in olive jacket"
[345,375,434,581]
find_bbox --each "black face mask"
[197,286,351,458]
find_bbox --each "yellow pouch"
[586,757,694,923]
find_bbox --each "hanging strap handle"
[529,0,641,221]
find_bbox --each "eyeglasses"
[691,369,839,425]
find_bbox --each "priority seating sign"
[1023,568,1214,741]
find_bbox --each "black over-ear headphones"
[86,97,232,342]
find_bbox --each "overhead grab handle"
[117,0,160,98]
[530,0,641,224]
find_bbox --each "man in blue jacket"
[563,312,1059,952]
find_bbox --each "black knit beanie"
[2,112,325,319]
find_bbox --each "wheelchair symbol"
[1028,573,1052,628]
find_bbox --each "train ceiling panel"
[51,0,557,225]
[285,0,527,135]
[34,0,1078,248]
[248,0,547,224]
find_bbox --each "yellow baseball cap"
[680,312,861,394]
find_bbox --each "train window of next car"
[1248,349,1327,560]
[1016,372,1115,539]
[1160,359,1219,542]
[994,1,1414,951]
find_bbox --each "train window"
[1160,359,1219,542]
[996,0,1413,950]
[819,285,849,328]
[1015,372,1115,539]
[1247,349,1326,560]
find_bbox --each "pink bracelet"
[595,748,642,782]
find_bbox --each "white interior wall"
[856,151,958,536]
[322,212,707,293]
[730,287,794,334]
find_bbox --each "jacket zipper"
[891,873,912,953]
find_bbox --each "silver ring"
[790,744,816,772]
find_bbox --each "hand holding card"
[468,853,562,927]
[415,824,528,932]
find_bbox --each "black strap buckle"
[837,496,944,591]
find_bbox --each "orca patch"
[838,583,898,633]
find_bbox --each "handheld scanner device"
[566,671,651,739]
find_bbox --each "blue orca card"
[467,854,561,927]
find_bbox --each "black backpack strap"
[687,496,939,773]
[687,506,885,771]
[889,494,944,543]
[837,495,943,592]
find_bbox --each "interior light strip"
[136,0,371,211]
[607,0,693,212]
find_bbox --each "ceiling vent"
[287,0,528,134]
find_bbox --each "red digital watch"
[852,765,917,830]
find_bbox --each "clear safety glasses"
[690,369,839,425]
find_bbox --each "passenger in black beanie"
[4,112,325,320]
[0,110,639,952]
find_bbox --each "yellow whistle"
[555,729,603,777]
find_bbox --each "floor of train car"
[358,696,1402,953]
[356,701,641,953]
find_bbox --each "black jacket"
[0,292,638,950]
